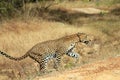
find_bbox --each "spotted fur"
[0,33,91,73]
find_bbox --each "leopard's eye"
[83,41,89,44]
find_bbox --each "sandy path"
[70,8,108,14]
[34,56,120,80]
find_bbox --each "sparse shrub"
[64,62,76,69]
[112,0,120,4]
[0,0,62,21]
[0,0,24,20]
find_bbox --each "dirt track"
[70,8,108,14]
[34,56,120,80]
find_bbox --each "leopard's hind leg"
[39,53,56,73]
[53,53,62,71]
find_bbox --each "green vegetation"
[0,0,61,20]
[0,0,119,21]
[64,62,76,69]
[0,0,23,18]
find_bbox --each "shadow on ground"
[29,7,120,25]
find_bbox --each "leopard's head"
[76,33,94,45]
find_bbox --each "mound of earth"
[34,56,120,80]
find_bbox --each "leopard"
[0,33,92,73]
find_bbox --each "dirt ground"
[34,56,120,80]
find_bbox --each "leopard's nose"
[87,52,94,54]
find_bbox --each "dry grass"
[0,18,103,80]
[0,18,103,55]
[0,1,120,80]
[0,17,119,79]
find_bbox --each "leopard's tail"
[0,51,29,61]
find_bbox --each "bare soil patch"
[34,57,120,80]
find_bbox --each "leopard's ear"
[77,32,86,36]
[77,32,84,35]
[77,32,81,35]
